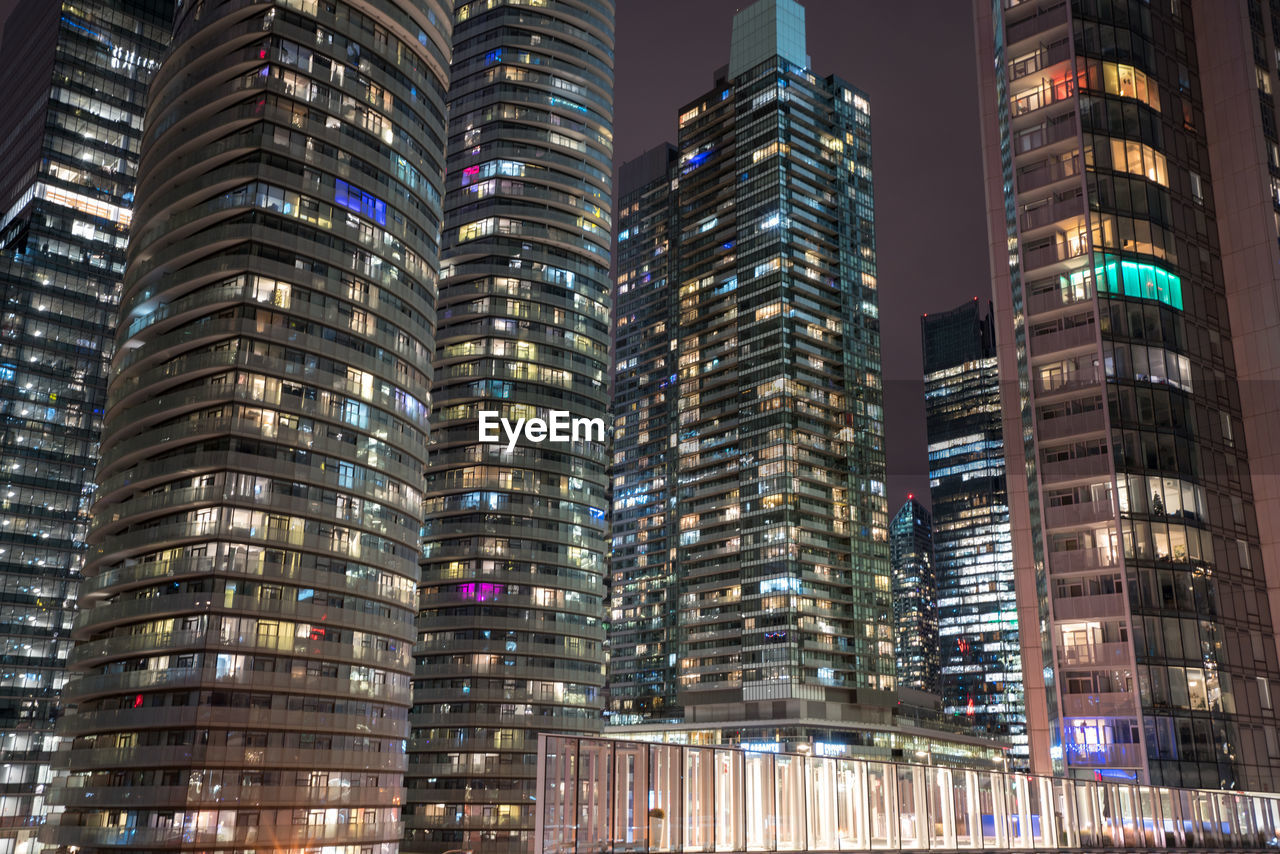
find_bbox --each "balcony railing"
[1024,282,1091,316]
[1021,237,1088,272]
[1029,321,1096,357]
[1037,408,1107,441]
[1057,641,1131,667]
[1017,152,1082,194]
[1044,498,1115,529]
[1053,591,1128,620]
[1048,547,1119,575]
[1011,77,1077,119]
[1013,112,1078,156]
[1006,1,1069,46]
[1010,38,1073,82]
[1040,454,1111,482]
[1061,691,1139,717]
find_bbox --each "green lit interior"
[1095,255,1183,310]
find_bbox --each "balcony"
[1024,284,1091,317]
[1011,76,1077,122]
[1036,370,1101,397]
[1040,454,1111,483]
[1048,548,1119,575]
[1021,237,1087,272]
[1017,152,1082,194]
[1043,499,1115,529]
[1010,38,1073,82]
[1006,1,1069,46]
[1053,591,1127,620]
[1061,691,1139,717]
[1019,191,1086,232]
[1037,408,1106,441]
[1057,641,1131,667]
[1013,112,1078,157]
[1029,321,1096,357]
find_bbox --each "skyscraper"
[0,3,171,850]
[922,298,1025,762]
[610,0,897,744]
[608,144,680,724]
[407,0,615,850]
[43,1,451,850]
[890,498,939,695]
[1196,0,1280,673]
[975,0,1280,788]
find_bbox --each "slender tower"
[408,1,615,851]
[922,299,1025,764]
[0,4,171,851]
[45,1,451,850]
[890,498,939,696]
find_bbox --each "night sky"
[0,0,992,509]
[613,0,994,509]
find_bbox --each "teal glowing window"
[1096,256,1182,310]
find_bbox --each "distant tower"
[923,299,1025,764]
[608,144,681,723]
[0,3,171,851]
[890,498,938,695]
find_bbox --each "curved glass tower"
[976,0,1280,791]
[43,0,450,850]
[407,1,614,851]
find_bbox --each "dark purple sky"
[0,0,14,44]
[614,0,993,509]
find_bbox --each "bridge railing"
[535,734,1280,853]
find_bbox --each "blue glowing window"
[335,179,387,226]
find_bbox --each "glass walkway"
[535,735,1280,853]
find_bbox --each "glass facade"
[0,4,171,852]
[922,300,1025,763]
[608,0,893,739]
[890,499,939,695]
[42,0,451,851]
[976,0,1280,788]
[1197,0,1280,684]
[537,733,1280,853]
[609,144,681,724]
[407,0,615,850]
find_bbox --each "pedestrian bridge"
[535,735,1280,853]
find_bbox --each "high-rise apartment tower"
[609,0,895,745]
[44,1,452,850]
[975,0,1280,788]
[1195,0,1280,676]
[407,1,615,851]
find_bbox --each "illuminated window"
[1095,255,1182,309]
[1109,138,1168,186]
[335,179,387,225]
